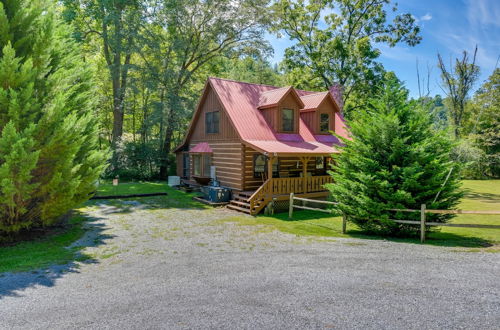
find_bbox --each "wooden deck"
[228,175,333,215]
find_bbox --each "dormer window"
[320,113,329,133]
[281,108,294,132]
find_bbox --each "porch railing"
[248,175,333,215]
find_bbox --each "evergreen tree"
[328,74,462,235]
[0,0,108,235]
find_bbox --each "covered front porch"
[231,152,335,215]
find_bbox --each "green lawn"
[95,181,169,196]
[222,180,500,249]
[0,215,90,273]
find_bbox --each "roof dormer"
[299,92,340,134]
[258,87,304,134]
[258,86,304,109]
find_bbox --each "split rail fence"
[288,192,500,243]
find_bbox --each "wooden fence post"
[420,204,426,243]
[342,214,347,234]
[289,193,294,219]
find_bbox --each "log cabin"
[174,77,348,215]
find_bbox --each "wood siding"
[300,111,316,133]
[316,96,336,134]
[243,145,266,191]
[176,152,184,177]
[187,141,244,191]
[190,86,239,141]
[300,97,337,134]
[259,91,302,134]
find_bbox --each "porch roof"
[245,139,340,156]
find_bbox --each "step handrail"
[248,179,272,215]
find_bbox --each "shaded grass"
[89,183,208,212]
[220,180,500,249]
[95,181,168,196]
[0,215,91,273]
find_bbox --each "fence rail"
[288,193,500,243]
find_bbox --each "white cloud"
[466,0,500,27]
[420,13,432,21]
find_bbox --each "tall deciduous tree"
[63,0,143,170]
[143,0,270,178]
[272,0,421,115]
[466,69,500,177]
[328,74,461,235]
[0,0,107,235]
[437,47,480,138]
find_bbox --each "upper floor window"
[205,111,220,134]
[320,113,330,133]
[281,108,294,132]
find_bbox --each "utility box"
[168,176,181,187]
[202,186,231,203]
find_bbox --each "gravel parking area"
[1,200,499,329]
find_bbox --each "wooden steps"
[227,191,257,215]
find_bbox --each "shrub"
[0,0,108,235]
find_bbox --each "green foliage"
[272,0,421,117]
[464,69,500,178]
[0,0,108,235]
[215,56,283,86]
[437,47,480,138]
[328,75,462,235]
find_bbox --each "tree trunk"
[159,89,181,179]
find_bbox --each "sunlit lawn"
[95,180,169,196]
[222,180,500,249]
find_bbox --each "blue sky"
[265,0,500,99]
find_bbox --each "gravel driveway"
[1,200,499,329]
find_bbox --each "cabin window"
[281,108,294,132]
[316,157,324,169]
[193,155,201,176]
[253,154,279,178]
[205,111,220,134]
[203,154,212,177]
[320,113,329,133]
[192,154,212,176]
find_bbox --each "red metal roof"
[189,142,212,153]
[300,92,330,111]
[258,86,291,108]
[176,77,348,154]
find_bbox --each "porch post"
[301,157,310,194]
[268,156,275,196]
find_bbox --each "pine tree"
[0,0,108,235]
[328,74,462,235]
